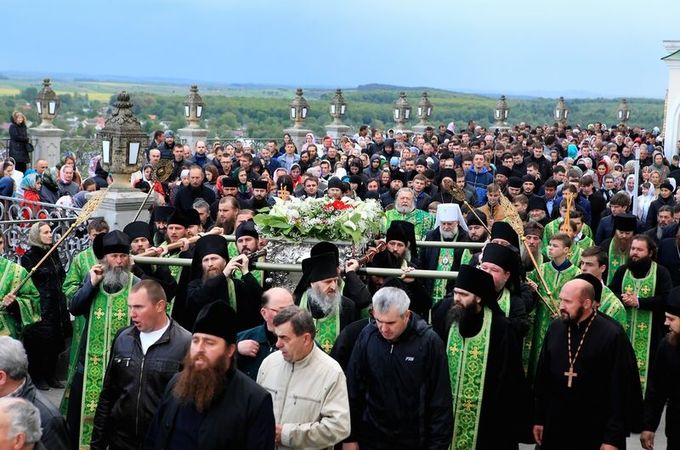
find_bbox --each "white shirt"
[139,318,170,355]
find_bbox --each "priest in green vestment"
[600,214,637,285]
[521,222,547,273]
[527,233,580,379]
[232,220,268,289]
[609,234,672,393]
[61,218,110,416]
[299,252,357,354]
[446,265,531,449]
[383,187,434,241]
[578,246,627,327]
[459,209,489,267]
[65,230,139,449]
[0,256,41,338]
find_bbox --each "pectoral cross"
[564,366,577,387]
[321,339,333,353]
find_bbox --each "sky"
[3,0,679,99]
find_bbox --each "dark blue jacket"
[464,167,494,206]
[236,324,277,380]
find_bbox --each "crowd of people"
[1,117,680,449]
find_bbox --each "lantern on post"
[183,85,204,129]
[617,98,630,124]
[289,88,309,129]
[492,95,510,129]
[35,79,60,128]
[554,96,569,125]
[393,92,412,129]
[329,89,347,125]
[416,92,433,127]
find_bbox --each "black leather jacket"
[91,318,191,450]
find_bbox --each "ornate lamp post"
[492,95,510,130]
[393,92,412,130]
[554,96,569,126]
[35,79,60,128]
[325,89,351,139]
[183,85,204,129]
[617,98,631,124]
[290,88,310,129]
[413,92,433,134]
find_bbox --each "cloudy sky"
[4,0,679,98]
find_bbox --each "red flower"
[330,200,352,210]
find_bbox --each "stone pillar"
[29,127,63,167]
[94,91,151,231]
[177,128,209,152]
[662,40,680,161]
[283,127,313,151]
[285,88,312,151]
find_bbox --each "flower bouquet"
[253,196,384,245]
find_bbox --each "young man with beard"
[145,301,275,450]
[600,214,637,284]
[91,280,191,450]
[236,288,295,380]
[445,265,531,449]
[184,235,263,332]
[609,235,672,394]
[379,170,405,208]
[214,196,240,235]
[640,288,680,450]
[459,209,489,266]
[383,187,434,241]
[241,179,272,211]
[66,231,139,448]
[229,220,268,289]
[526,233,580,379]
[161,210,195,282]
[345,287,452,450]
[420,204,470,306]
[578,248,627,327]
[298,252,356,354]
[257,306,351,449]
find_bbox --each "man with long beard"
[445,265,530,449]
[609,234,672,394]
[214,196,240,235]
[145,301,275,449]
[600,214,637,284]
[383,187,434,241]
[533,279,642,450]
[298,252,356,354]
[66,231,139,448]
[184,234,262,332]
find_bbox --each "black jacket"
[346,313,453,450]
[9,117,30,163]
[646,195,676,228]
[643,334,680,445]
[21,246,71,342]
[174,184,217,213]
[18,377,71,450]
[144,368,275,450]
[91,318,191,450]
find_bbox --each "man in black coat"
[0,336,71,450]
[145,301,275,450]
[91,280,191,450]
[185,235,263,332]
[345,286,452,450]
[174,165,217,213]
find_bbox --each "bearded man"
[460,209,488,266]
[66,231,139,448]
[521,221,546,272]
[145,301,275,450]
[383,187,434,241]
[231,220,269,289]
[184,234,263,332]
[214,196,240,235]
[609,234,672,393]
[242,179,272,211]
[298,252,357,354]
[445,265,530,449]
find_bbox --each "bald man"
[236,288,295,380]
[533,279,642,450]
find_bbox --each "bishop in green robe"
[383,188,434,241]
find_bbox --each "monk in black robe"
[534,278,643,450]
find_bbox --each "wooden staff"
[499,192,558,315]
[136,226,224,257]
[8,189,109,297]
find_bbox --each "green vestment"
[300,291,340,354]
[0,257,41,338]
[383,208,434,241]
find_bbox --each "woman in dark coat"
[9,112,31,172]
[21,221,71,390]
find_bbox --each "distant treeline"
[0,86,665,140]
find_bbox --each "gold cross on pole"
[564,366,578,388]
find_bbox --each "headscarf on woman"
[20,173,41,193]
[28,222,51,250]
[301,133,317,153]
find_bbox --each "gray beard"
[440,229,457,240]
[102,266,130,293]
[395,204,414,214]
[307,286,341,317]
